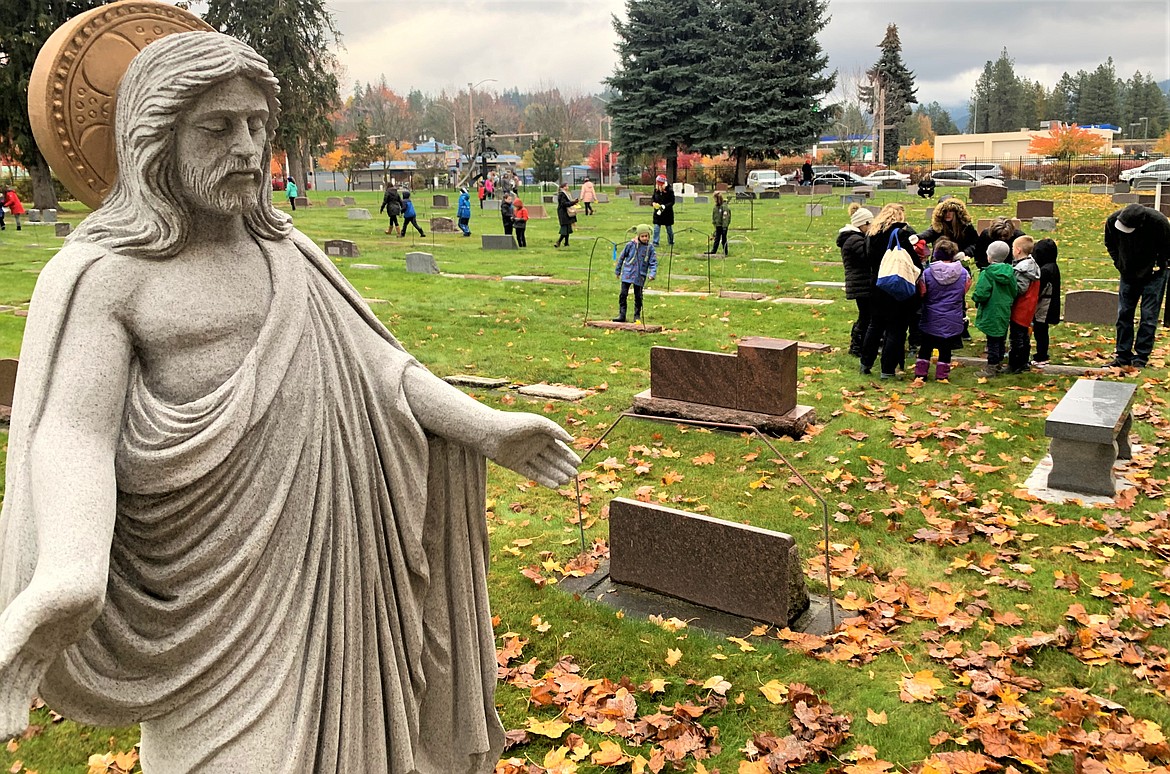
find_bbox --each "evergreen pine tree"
[863,24,916,165]
[205,0,342,187]
[1076,59,1121,125]
[702,0,835,183]
[607,0,716,182]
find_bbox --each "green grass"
[1,185,1168,772]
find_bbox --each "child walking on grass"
[613,224,657,323]
[914,238,971,382]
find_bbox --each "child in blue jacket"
[614,224,657,323]
[399,190,425,237]
[457,187,472,236]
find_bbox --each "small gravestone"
[516,384,588,401]
[1032,216,1057,231]
[326,197,343,207]
[55,222,72,237]
[1112,193,1140,205]
[650,338,796,415]
[841,194,865,206]
[294,196,310,208]
[481,234,517,250]
[542,195,555,204]
[38,209,58,223]
[880,179,904,189]
[608,498,809,627]
[1017,200,1054,220]
[637,195,654,206]
[776,184,797,194]
[811,185,833,194]
[671,183,695,196]
[693,196,709,204]
[1089,185,1112,195]
[483,199,500,211]
[0,358,17,408]
[1005,179,1028,192]
[26,210,41,223]
[614,186,626,196]
[432,194,449,208]
[525,205,548,219]
[343,196,357,206]
[1063,290,1118,324]
[805,204,823,217]
[851,186,874,197]
[430,216,457,233]
[323,239,360,258]
[1114,181,1131,193]
[760,190,780,199]
[970,185,1007,205]
[405,251,440,274]
[715,182,729,191]
[1025,180,1042,191]
[595,193,609,203]
[346,208,372,220]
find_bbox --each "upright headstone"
[481,234,517,250]
[1112,193,1140,205]
[342,196,357,206]
[294,196,310,208]
[0,358,17,409]
[432,194,449,208]
[1114,181,1131,193]
[405,251,440,274]
[595,193,609,203]
[326,196,343,207]
[55,222,72,237]
[693,196,709,204]
[715,182,730,192]
[525,205,549,219]
[760,190,780,200]
[1031,216,1057,231]
[1005,179,1028,192]
[1063,290,1118,324]
[805,204,824,217]
[810,185,833,194]
[430,216,457,233]
[39,209,58,223]
[542,195,556,204]
[26,210,42,223]
[1016,200,1054,221]
[969,185,1007,205]
[346,208,372,220]
[483,199,500,211]
[323,239,360,258]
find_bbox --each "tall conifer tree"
[862,24,916,165]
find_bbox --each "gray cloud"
[329,0,1170,108]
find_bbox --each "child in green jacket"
[971,240,1018,376]
[710,192,732,255]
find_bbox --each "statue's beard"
[178,157,261,215]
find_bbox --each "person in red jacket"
[1006,236,1040,373]
[1,188,26,231]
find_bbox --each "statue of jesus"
[0,31,579,773]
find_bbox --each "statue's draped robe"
[0,231,504,773]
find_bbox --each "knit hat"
[655,174,667,184]
[850,207,872,228]
[1033,238,1058,264]
[636,223,652,238]
[986,240,1010,264]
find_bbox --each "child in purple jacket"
[915,238,972,382]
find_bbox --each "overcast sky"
[330,0,1170,110]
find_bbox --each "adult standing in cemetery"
[1104,203,1170,368]
[1,188,25,230]
[554,181,578,248]
[801,157,814,187]
[973,216,1026,269]
[916,198,977,257]
[500,192,514,236]
[457,186,472,237]
[838,203,872,357]
[709,191,732,257]
[380,182,402,235]
[285,175,298,211]
[613,224,657,323]
[579,177,597,215]
[0,30,579,773]
[651,174,675,247]
[859,203,921,378]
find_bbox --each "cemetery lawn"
[1,186,1168,773]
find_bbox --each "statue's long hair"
[70,32,292,258]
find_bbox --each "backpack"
[875,230,922,301]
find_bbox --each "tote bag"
[875,230,922,301]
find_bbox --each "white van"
[746,169,788,189]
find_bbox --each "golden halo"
[28,0,213,209]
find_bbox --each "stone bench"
[1044,379,1136,496]
[608,498,808,627]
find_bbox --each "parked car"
[1119,158,1170,185]
[812,164,841,176]
[860,169,911,185]
[930,170,1006,187]
[957,162,1005,179]
[812,170,867,187]
[745,169,789,189]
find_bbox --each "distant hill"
[1160,79,1170,95]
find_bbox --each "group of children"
[841,202,1062,382]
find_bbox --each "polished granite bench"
[1044,379,1136,496]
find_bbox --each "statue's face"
[174,76,270,215]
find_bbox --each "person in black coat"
[859,203,921,378]
[1104,203,1170,367]
[651,174,675,246]
[554,182,579,248]
[1030,238,1061,365]
[379,184,403,235]
[916,175,936,198]
[916,198,978,257]
[838,204,873,356]
[501,193,514,236]
[972,216,1027,269]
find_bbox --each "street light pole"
[1141,116,1149,141]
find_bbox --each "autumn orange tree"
[900,140,933,162]
[1027,122,1105,160]
[1155,130,1170,156]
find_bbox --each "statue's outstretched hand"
[0,589,65,741]
[486,412,581,489]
